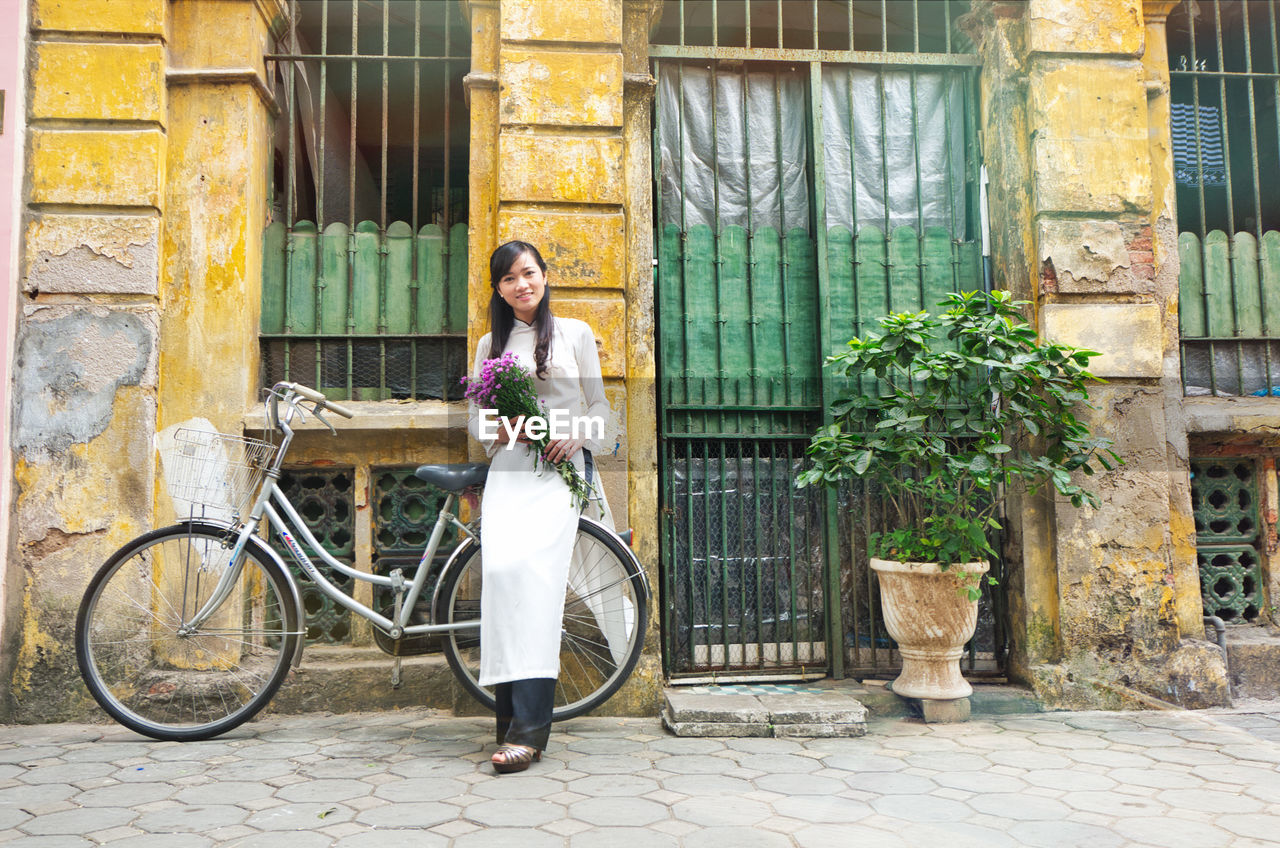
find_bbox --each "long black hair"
[488,240,554,378]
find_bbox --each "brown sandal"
[491,743,540,774]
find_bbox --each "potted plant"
[797,290,1117,703]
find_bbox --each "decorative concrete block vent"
[662,686,868,738]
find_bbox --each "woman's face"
[497,250,547,323]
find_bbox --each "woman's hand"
[493,416,531,446]
[543,436,584,464]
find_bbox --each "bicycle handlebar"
[278,382,356,419]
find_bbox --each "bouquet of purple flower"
[461,351,593,509]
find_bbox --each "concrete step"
[662,679,1044,736]
[1224,623,1280,700]
[663,688,868,737]
[265,647,488,717]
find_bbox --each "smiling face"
[496,250,547,323]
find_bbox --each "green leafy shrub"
[797,290,1119,573]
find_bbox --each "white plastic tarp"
[657,63,968,237]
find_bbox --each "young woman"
[466,241,610,774]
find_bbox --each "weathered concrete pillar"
[6,0,168,721]
[969,0,1228,708]
[465,0,662,714]
[160,0,284,433]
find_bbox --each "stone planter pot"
[870,558,990,701]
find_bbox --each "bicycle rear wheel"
[75,523,300,741]
[435,517,648,720]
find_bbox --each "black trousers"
[494,677,555,750]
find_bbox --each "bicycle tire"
[75,522,300,742]
[434,517,649,721]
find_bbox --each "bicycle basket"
[159,428,277,522]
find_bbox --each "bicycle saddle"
[414,463,489,491]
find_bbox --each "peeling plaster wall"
[4,0,286,723]
[968,0,1227,709]
[4,0,169,723]
[0,0,30,720]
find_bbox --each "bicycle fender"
[178,520,307,669]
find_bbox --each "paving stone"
[820,752,909,772]
[1113,816,1234,848]
[244,802,357,829]
[568,796,669,827]
[658,773,754,796]
[217,833,335,848]
[101,834,214,847]
[1061,790,1168,816]
[554,754,650,776]
[0,747,66,764]
[370,777,466,802]
[469,775,562,800]
[1007,819,1127,847]
[465,798,564,827]
[111,762,207,783]
[903,751,991,771]
[1108,766,1203,789]
[932,770,1027,793]
[385,758,478,779]
[870,794,971,822]
[968,792,1073,820]
[73,782,176,807]
[16,763,116,785]
[736,753,822,773]
[669,795,770,827]
[0,809,29,830]
[899,821,1020,847]
[20,807,137,835]
[986,749,1074,770]
[60,744,155,763]
[793,823,912,848]
[564,774,661,797]
[752,772,847,795]
[681,825,793,848]
[1220,813,1280,840]
[1158,787,1266,813]
[844,770,938,794]
[171,780,276,806]
[451,827,564,848]
[275,778,372,803]
[569,826,679,848]
[772,794,875,823]
[651,754,731,775]
[1022,768,1117,791]
[4,837,95,847]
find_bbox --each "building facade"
[3,0,1275,722]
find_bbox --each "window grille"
[271,468,356,644]
[1190,458,1265,621]
[1169,0,1280,396]
[262,0,470,401]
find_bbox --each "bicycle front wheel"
[435,517,649,721]
[75,523,300,741]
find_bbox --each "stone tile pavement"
[1,705,1279,847]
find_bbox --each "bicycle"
[75,382,649,742]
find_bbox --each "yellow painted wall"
[466,0,663,715]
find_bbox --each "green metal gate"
[650,1,991,678]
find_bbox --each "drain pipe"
[1204,615,1232,696]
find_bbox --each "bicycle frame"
[180,386,481,651]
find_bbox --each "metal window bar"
[652,2,995,679]
[1171,0,1280,397]
[262,0,469,401]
